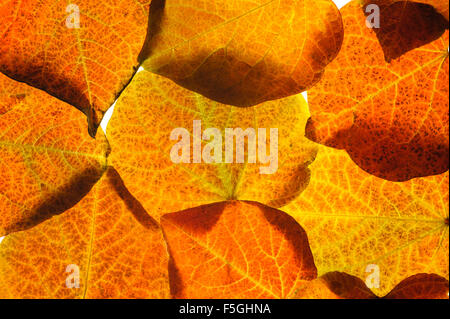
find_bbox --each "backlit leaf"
[0,168,170,299]
[293,272,449,299]
[107,70,318,221]
[368,0,449,21]
[0,72,109,236]
[161,200,317,299]
[140,0,344,107]
[383,273,449,299]
[363,1,448,62]
[306,0,449,181]
[0,0,150,135]
[283,145,449,296]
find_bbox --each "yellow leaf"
[161,200,317,298]
[140,0,344,107]
[107,70,317,221]
[283,145,449,296]
[0,72,109,236]
[0,168,170,299]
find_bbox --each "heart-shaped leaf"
[140,0,344,107]
[0,168,170,298]
[0,72,109,236]
[0,0,150,135]
[107,70,318,221]
[283,145,449,296]
[161,200,317,298]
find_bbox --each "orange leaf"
[292,271,376,299]
[0,168,170,299]
[107,70,317,221]
[306,0,449,181]
[161,200,317,299]
[293,272,449,299]
[283,146,449,296]
[140,0,344,107]
[0,72,109,236]
[0,0,150,135]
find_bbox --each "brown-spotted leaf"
[140,0,344,107]
[367,0,449,21]
[293,272,449,299]
[283,146,449,297]
[306,0,449,181]
[0,168,170,299]
[161,200,317,299]
[0,72,109,236]
[363,1,448,62]
[107,70,318,221]
[0,0,150,135]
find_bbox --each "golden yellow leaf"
[107,70,317,221]
[0,168,170,299]
[283,145,449,296]
[140,0,344,107]
[0,72,109,236]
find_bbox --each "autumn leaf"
[139,0,344,107]
[160,200,317,299]
[292,271,376,299]
[0,0,150,135]
[367,0,450,21]
[107,70,318,221]
[293,272,449,299]
[283,145,449,296]
[306,0,449,181]
[0,72,109,236]
[415,0,449,20]
[383,273,449,299]
[363,1,448,62]
[0,168,170,299]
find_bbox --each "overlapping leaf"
[161,200,448,299]
[0,0,448,301]
[416,0,449,19]
[0,72,109,236]
[0,168,170,299]
[306,0,449,181]
[363,0,448,62]
[0,0,150,135]
[140,0,344,107]
[107,70,318,221]
[283,146,449,296]
[161,201,317,298]
[367,0,449,21]
[293,272,449,299]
